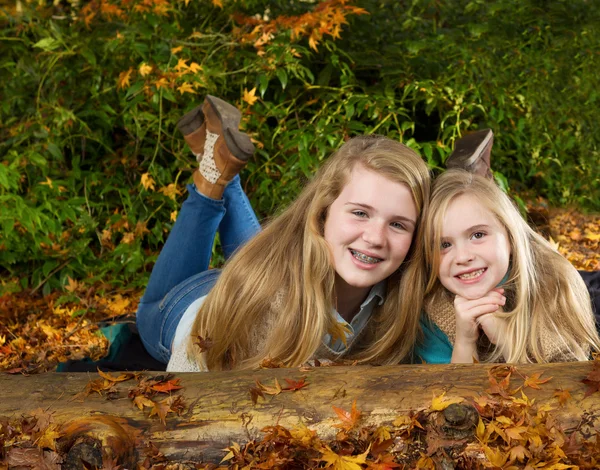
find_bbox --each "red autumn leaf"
[151,378,183,393]
[554,388,572,406]
[332,400,362,432]
[523,372,552,390]
[282,377,309,391]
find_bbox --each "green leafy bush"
[1,0,598,294]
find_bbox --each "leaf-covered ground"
[0,202,598,374]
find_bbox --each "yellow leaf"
[177,82,196,95]
[40,176,54,188]
[170,210,178,222]
[159,183,181,200]
[117,68,133,90]
[107,294,131,316]
[242,87,258,106]
[133,395,155,410]
[495,415,513,425]
[430,392,464,411]
[308,32,320,51]
[154,77,169,90]
[188,62,202,73]
[141,173,156,191]
[171,45,183,54]
[174,58,189,72]
[483,445,507,467]
[290,423,316,445]
[36,424,62,450]
[65,276,79,293]
[212,0,223,8]
[476,418,486,441]
[320,444,369,470]
[139,62,152,77]
[121,232,135,244]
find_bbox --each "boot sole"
[177,105,205,136]
[205,95,255,162]
[447,129,493,168]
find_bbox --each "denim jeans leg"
[137,184,226,362]
[219,174,262,259]
[137,270,221,363]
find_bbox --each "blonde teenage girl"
[136,96,431,372]
[414,170,600,364]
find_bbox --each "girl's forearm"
[451,341,479,363]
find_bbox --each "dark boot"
[177,96,255,199]
[446,129,494,179]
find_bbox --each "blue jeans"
[136,175,261,363]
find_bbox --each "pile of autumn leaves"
[3,362,600,468]
[0,280,139,374]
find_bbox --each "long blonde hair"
[421,170,599,363]
[187,135,431,370]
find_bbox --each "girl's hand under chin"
[451,288,506,363]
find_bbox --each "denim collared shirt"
[322,281,386,353]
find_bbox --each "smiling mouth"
[457,268,486,280]
[350,249,382,264]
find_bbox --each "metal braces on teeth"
[351,250,381,264]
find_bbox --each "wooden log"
[2,362,600,466]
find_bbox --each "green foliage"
[1,0,599,293]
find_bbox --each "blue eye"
[390,221,406,230]
[352,210,367,218]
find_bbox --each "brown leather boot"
[446,129,494,179]
[177,95,255,199]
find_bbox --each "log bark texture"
[2,362,600,464]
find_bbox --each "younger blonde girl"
[415,170,600,364]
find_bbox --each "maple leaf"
[332,400,362,432]
[97,368,134,383]
[40,176,54,188]
[212,0,223,8]
[188,62,202,73]
[249,385,265,404]
[174,58,189,73]
[64,276,79,293]
[117,68,133,90]
[177,82,196,95]
[320,444,369,470]
[367,451,401,469]
[193,335,213,352]
[133,395,155,410]
[554,388,572,406]
[242,87,258,106]
[121,232,135,244]
[149,396,183,425]
[504,425,528,441]
[170,210,178,222]
[171,45,183,54]
[106,294,131,316]
[159,183,181,200]
[282,377,309,391]
[523,372,552,390]
[36,423,62,450]
[154,77,169,90]
[430,391,464,411]
[256,378,282,396]
[508,444,530,462]
[483,445,508,467]
[151,378,183,393]
[139,63,152,77]
[140,173,155,191]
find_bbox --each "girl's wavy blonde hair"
[186,135,431,370]
[421,170,599,363]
